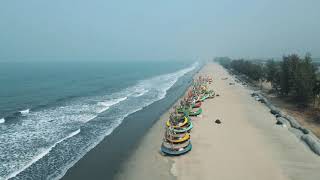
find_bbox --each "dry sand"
[115,63,320,180]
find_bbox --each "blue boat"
[169,121,193,133]
[161,142,192,156]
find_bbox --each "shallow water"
[0,60,199,179]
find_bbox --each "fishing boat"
[162,139,191,149]
[166,116,189,128]
[165,133,190,143]
[192,102,201,108]
[189,108,202,116]
[169,121,193,133]
[200,94,209,101]
[161,142,192,156]
[164,129,188,138]
[208,91,215,98]
[177,107,188,114]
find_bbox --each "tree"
[312,79,320,107]
[265,59,279,90]
[292,54,316,104]
[279,56,291,95]
[280,54,300,95]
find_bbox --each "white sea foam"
[0,62,199,180]
[20,109,30,116]
[131,89,149,97]
[97,97,128,113]
[0,118,5,123]
[52,63,199,179]
[79,115,98,123]
[5,129,81,180]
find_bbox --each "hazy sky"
[0,0,319,61]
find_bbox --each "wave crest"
[19,109,30,116]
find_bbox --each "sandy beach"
[115,63,320,180]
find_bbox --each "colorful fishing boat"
[200,94,210,101]
[189,108,202,116]
[192,102,201,108]
[165,133,190,143]
[169,121,193,133]
[166,116,189,128]
[161,141,192,156]
[162,139,191,149]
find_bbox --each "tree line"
[215,54,320,105]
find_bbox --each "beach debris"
[229,82,235,85]
[216,94,220,97]
[221,77,228,80]
[215,119,222,124]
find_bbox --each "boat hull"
[189,108,202,116]
[161,142,192,156]
[165,133,190,143]
[166,117,188,128]
[192,102,201,108]
[162,139,191,150]
[168,121,193,133]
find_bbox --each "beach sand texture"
[115,63,320,180]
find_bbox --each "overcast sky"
[0,0,319,61]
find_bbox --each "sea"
[0,60,201,180]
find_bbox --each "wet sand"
[115,63,320,180]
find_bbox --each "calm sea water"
[0,60,199,179]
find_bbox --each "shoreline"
[113,64,206,180]
[115,63,320,180]
[60,64,199,180]
[114,79,195,180]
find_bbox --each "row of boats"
[160,76,214,156]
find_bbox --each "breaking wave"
[0,62,199,180]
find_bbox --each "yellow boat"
[166,117,188,128]
[166,133,190,143]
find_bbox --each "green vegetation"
[215,54,320,106]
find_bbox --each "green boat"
[200,94,210,101]
[161,142,192,156]
[168,121,193,133]
[189,108,202,116]
[177,107,191,115]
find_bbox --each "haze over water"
[1,0,319,61]
[1,0,320,179]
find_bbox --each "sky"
[0,0,319,61]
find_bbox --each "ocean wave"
[96,97,128,113]
[55,63,199,178]
[131,89,149,97]
[0,62,199,179]
[5,129,81,180]
[2,109,30,122]
[19,109,30,116]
